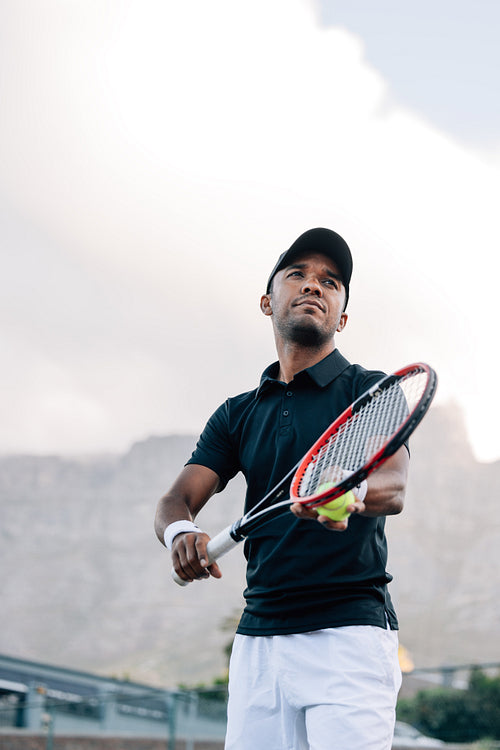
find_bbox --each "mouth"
[294,298,326,313]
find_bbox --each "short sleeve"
[186,401,240,491]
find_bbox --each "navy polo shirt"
[187,349,399,634]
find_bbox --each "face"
[260,252,348,348]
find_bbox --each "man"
[155,227,409,750]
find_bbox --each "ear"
[260,294,273,317]
[336,312,348,333]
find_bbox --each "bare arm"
[154,464,223,583]
[357,446,409,517]
[290,445,409,531]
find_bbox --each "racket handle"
[171,524,241,586]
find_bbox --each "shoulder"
[346,361,386,386]
[221,386,262,424]
[338,361,387,401]
[195,386,260,444]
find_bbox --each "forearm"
[362,447,409,517]
[154,493,197,546]
[154,464,223,582]
[154,463,221,546]
[362,471,406,517]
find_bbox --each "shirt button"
[283,410,289,417]
[286,391,293,397]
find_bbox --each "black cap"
[266,228,353,306]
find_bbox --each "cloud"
[0,0,499,459]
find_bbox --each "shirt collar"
[256,349,351,398]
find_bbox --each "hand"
[290,490,366,531]
[171,531,223,583]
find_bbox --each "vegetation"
[397,669,500,743]
[176,611,241,696]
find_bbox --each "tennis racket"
[172,362,437,585]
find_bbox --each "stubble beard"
[275,316,334,349]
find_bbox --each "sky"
[1,0,499,462]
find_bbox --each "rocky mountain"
[0,405,498,688]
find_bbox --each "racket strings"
[297,370,427,499]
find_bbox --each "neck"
[275,339,336,383]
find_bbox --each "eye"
[323,278,339,289]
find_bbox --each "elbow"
[154,516,165,545]
[154,493,171,545]
[366,483,405,517]
[154,508,165,545]
[388,486,406,516]
[391,499,404,516]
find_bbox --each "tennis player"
[155,227,409,750]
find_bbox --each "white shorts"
[225,626,402,750]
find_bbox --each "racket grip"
[171,524,240,586]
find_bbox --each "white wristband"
[352,479,368,502]
[164,520,202,550]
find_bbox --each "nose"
[301,275,322,296]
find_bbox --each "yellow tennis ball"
[316,481,336,494]
[316,489,355,521]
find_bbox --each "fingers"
[290,498,366,532]
[290,502,318,521]
[317,495,367,528]
[171,532,222,583]
[291,501,349,530]
[346,498,366,515]
[317,515,350,531]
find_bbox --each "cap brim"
[266,228,352,302]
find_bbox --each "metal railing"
[2,665,500,748]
